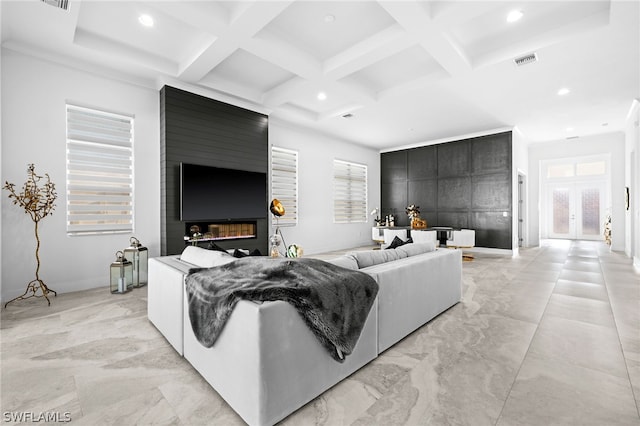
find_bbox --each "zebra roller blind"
[333,159,367,223]
[66,104,134,235]
[271,146,298,226]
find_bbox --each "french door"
[548,182,604,240]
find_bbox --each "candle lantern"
[124,236,148,287]
[110,251,133,294]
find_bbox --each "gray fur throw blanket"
[185,257,378,362]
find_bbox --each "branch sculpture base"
[3,164,58,309]
[4,279,57,308]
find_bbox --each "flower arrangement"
[406,204,427,229]
[603,214,612,246]
[370,207,382,226]
[406,204,420,219]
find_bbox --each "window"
[547,160,607,179]
[333,159,367,223]
[576,161,606,176]
[547,163,574,178]
[271,146,298,226]
[66,104,134,235]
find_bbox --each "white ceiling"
[2,0,639,150]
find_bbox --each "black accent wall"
[160,86,269,255]
[381,131,512,249]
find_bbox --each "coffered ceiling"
[2,0,639,149]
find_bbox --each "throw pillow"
[233,249,249,258]
[250,249,262,256]
[206,241,227,252]
[326,254,359,270]
[349,249,401,268]
[396,241,436,257]
[385,236,406,249]
[181,246,235,268]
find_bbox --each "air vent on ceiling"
[566,136,580,140]
[342,113,354,119]
[41,0,69,11]
[514,53,537,67]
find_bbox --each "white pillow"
[326,254,359,270]
[395,241,436,257]
[180,246,236,268]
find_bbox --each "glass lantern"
[110,251,133,294]
[269,234,281,257]
[124,236,148,288]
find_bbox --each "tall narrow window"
[333,159,367,223]
[66,104,134,235]
[271,146,298,226]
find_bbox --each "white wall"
[625,99,640,267]
[1,49,160,303]
[0,3,3,298]
[512,127,529,251]
[528,132,626,251]
[269,120,380,254]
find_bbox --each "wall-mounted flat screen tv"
[180,163,267,221]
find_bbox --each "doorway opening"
[518,172,526,247]
[541,155,610,241]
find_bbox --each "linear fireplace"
[185,221,257,244]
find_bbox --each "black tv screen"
[180,163,267,221]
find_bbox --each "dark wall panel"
[470,211,512,248]
[407,179,437,213]
[471,173,511,210]
[160,86,269,255]
[471,133,511,174]
[382,182,408,225]
[437,212,470,229]
[381,150,407,182]
[438,177,472,210]
[381,131,512,249]
[408,145,437,179]
[438,140,469,177]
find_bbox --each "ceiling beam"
[177,1,293,82]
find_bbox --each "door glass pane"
[553,188,570,234]
[548,164,574,178]
[581,188,600,235]
[576,161,606,176]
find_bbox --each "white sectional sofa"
[148,243,462,426]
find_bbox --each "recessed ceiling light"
[557,87,570,96]
[324,14,335,23]
[507,10,523,23]
[138,14,154,27]
[317,92,327,101]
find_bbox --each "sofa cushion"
[348,249,407,269]
[326,254,359,270]
[395,241,436,257]
[181,246,236,268]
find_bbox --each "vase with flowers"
[406,204,427,229]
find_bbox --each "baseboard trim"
[464,247,514,257]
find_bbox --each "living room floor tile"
[496,353,639,426]
[552,278,610,301]
[2,240,638,425]
[543,293,617,328]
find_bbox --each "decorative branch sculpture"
[3,164,58,307]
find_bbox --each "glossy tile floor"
[1,240,638,425]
